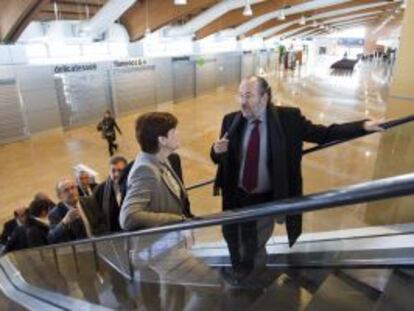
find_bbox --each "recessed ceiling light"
[174,0,187,5]
[243,1,253,16]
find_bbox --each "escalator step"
[244,272,313,311]
[339,269,392,292]
[373,269,414,311]
[304,272,379,311]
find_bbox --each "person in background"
[3,199,51,253]
[48,177,106,244]
[25,198,50,247]
[76,170,97,197]
[0,207,28,246]
[2,207,29,253]
[33,192,56,211]
[93,155,128,233]
[97,110,122,156]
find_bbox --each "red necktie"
[242,120,261,192]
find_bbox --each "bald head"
[238,76,271,120]
[56,177,79,206]
[14,207,28,225]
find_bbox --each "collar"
[63,202,78,210]
[249,106,267,124]
[139,152,171,169]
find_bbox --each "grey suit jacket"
[119,152,187,230]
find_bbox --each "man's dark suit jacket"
[4,217,49,253]
[0,219,18,244]
[77,183,98,197]
[94,179,122,232]
[211,104,367,247]
[48,197,107,244]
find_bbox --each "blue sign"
[337,38,365,46]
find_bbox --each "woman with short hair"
[119,112,192,230]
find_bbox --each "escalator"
[0,172,413,310]
[1,115,413,310]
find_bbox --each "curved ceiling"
[0,0,405,43]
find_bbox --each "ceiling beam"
[244,0,393,37]
[35,11,92,21]
[0,0,48,42]
[195,0,308,40]
[53,0,106,7]
[272,10,380,38]
[304,21,375,37]
[121,0,218,42]
[261,1,397,40]
[291,20,375,38]
[41,3,101,15]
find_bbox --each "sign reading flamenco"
[113,58,147,67]
[112,58,155,73]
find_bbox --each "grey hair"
[248,75,272,104]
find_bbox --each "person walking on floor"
[98,110,122,156]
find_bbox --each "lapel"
[102,178,113,226]
[267,104,289,199]
[228,113,246,171]
[78,197,93,237]
[160,164,184,205]
[58,202,69,219]
[166,160,189,202]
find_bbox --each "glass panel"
[300,120,414,234]
[4,207,414,310]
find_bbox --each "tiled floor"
[0,57,413,235]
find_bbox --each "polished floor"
[0,56,413,235]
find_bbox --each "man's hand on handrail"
[363,119,385,132]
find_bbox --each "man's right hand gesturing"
[213,133,229,154]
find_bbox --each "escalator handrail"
[21,172,414,252]
[186,114,414,192]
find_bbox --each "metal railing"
[19,172,414,252]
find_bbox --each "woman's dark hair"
[135,112,178,154]
[28,199,50,217]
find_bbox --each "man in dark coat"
[97,110,122,156]
[48,177,107,244]
[1,207,28,252]
[0,207,27,245]
[211,76,383,277]
[3,199,50,253]
[93,155,128,233]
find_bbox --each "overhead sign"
[113,58,148,68]
[337,38,365,46]
[54,63,97,74]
